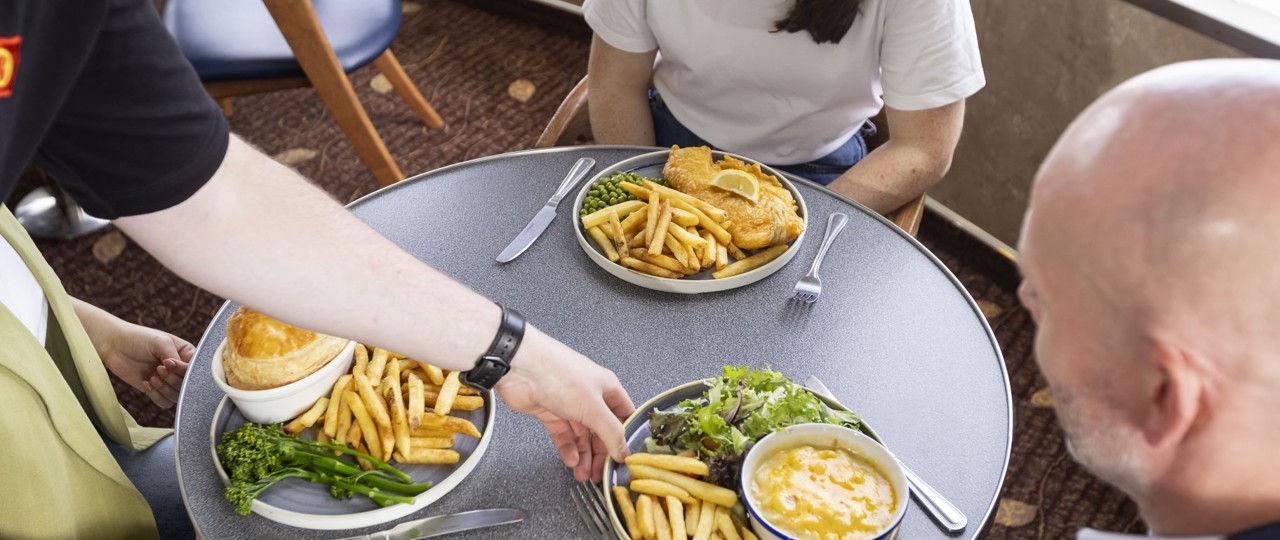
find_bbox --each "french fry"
[396,359,419,378]
[669,207,699,228]
[716,243,729,271]
[410,427,456,439]
[419,361,445,385]
[335,384,354,445]
[667,496,688,540]
[740,526,758,540]
[628,464,738,508]
[345,391,383,461]
[626,453,711,476]
[354,343,370,375]
[685,502,700,537]
[712,244,788,279]
[407,372,425,429]
[628,231,650,248]
[684,242,700,272]
[664,232,690,268]
[648,201,673,255]
[396,447,461,465]
[667,222,707,248]
[725,241,747,261]
[317,430,331,445]
[285,396,330,434]
[654,499,672,540]
[388,360,411,457]
[621,256,683,279]
[405,385,485,411]
[645,192,660,246]
[618,180,651,200]
[715,507,741,540]
[700,232,717,267]
[614,486,642,540]
[711,532,725,540]
[420,412,482,438]
[434,371,462,415]
[670,199,732,245]
[609,211,629,258]
[581,200,647,229]
[354,372,392,431]
[630,479,697,505]
[408,436,455,449]
[346,415,362,447]
[368,347,390,382]
[630,249,687,275]
[355,441,375,471]
[644,180,728,222]
[693,501,716,540]
[588,226,620,262]
[324,374,352,438]
[637,494,657,540]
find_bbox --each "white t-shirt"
[0,239,48,345]
[584,0,985,165]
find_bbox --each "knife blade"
[496,157,596,263]
[804,376,968,534]
[331,508,527,540]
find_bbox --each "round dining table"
[176,146,1012,539]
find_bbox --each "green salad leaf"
[645,366,861,488]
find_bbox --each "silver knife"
[805,376,968,534]
[496,157,596,263]
[332,508,527,540]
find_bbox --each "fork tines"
[570,482,612,539]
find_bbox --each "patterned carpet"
[9,0,1143,537]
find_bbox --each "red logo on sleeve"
[0,36,20,98]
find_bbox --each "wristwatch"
[460,305,526,391]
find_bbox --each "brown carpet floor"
[8,0,1143,537]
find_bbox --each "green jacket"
[0,207,170,539]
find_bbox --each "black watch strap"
[461,306,525,391]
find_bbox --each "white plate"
[572,150,808,294]
[208,391,495,530]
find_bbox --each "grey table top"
[176,146,1012,539]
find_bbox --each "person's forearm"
[588,83,656,146]
[70,297,118,355]
[114,136,499,372]
[827,140,952,214]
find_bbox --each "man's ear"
[1143,339,1205,450]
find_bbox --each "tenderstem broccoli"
[217,423,431,515]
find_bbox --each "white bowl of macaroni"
[741,423,909,540]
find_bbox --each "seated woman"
[583,0,984,214]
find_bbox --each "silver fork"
[790,212,848,303]
[570,482,613,539]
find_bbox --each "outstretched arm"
[113,136,633,478]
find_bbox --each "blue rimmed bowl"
[741,423,909,540]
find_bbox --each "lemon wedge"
[710,169,760,204]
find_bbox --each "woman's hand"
[72,298,193,408]
[495,326,634,482]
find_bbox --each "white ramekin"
[210,338,355,424]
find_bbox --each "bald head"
[1026,59,1280,379]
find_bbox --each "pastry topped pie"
[221,307,348,390]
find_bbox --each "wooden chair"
[165,0,444,187]
[535,77,926,236]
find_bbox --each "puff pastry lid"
[222,307,348,390]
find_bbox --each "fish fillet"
[662,145,804,250]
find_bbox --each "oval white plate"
[208,390,495,530]
[572,150,808,294]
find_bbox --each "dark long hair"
[773,0,862,45]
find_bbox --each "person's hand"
[495,327,634,482]
[73,299,194,408]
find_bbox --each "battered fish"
[663,145,804,250]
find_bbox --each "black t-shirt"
[0,0,229,219]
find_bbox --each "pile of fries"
[581,179,789,280]
[612,453,758,540]
[283,344,483,467]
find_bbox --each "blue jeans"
[649,89,874,185]
[103,433,197,540]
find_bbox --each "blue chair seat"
[164,0,402,82]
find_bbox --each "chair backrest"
[534,77,925,236]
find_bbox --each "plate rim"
[207,390,496,531]
[571,149,809,294]
[601,379,885,540]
